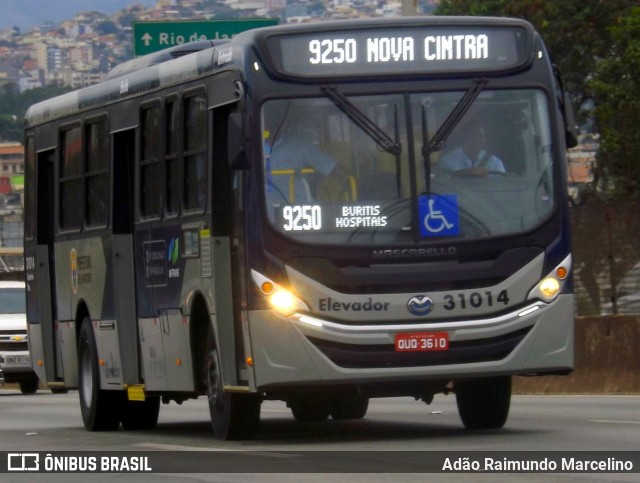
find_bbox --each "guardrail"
[514,315,640,394]
[0,247,23,255]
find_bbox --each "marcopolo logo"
[407,295,434,316]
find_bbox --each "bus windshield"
[261,88,555,245]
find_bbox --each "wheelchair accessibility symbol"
[418,194,459,237]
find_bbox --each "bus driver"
[439,116,506,178]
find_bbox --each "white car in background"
[0,280,39,394]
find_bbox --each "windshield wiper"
[425,78,487,154]
[322,86,402,155]
[422,77,487,194]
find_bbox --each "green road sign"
[132,19,279,57]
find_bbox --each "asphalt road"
[0,388,638,482]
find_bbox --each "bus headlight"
[269,288,304,316]
[528,254,571,303]
[251,270,310,316]
[539,277,560,300]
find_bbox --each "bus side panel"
[134,223,213,393]
[138,317,164,389]
[55,235,123,389]
[54,242,72,323]
[112,234,140,386]
[27,323,46,383]
[55,320,78,387]
[211,236,240,388]
[92,320,123,387]
[138,310,195,392]
[28,244,55,384]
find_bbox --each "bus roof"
[25,16,538,128]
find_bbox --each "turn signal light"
[556,266,568,279]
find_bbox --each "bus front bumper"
[247,294,574,389]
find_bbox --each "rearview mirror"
[563,92,578,149]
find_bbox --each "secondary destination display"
[277,203,410,233]
[269,26,530,77]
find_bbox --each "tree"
[95,21,119,36]
[435,1,635,121]
[0,84,72,142]
[590,7,640,198]
[435,0,640,200]
[0,115,22,142]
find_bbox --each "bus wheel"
[329,395,369,420]
[289,399,330,423]
[19,377,39,395]
[204,333,260,440]
[455,376,511,430]
[78,318,122,431]
[121,397,160,430]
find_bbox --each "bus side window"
[183,93,208,211]
[140,104,163,218]
[85,119,109,227]
[165,98,181,216]
[60,125,83,230]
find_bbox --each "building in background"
[0,144,24,274]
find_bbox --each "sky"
[0,0,158,31]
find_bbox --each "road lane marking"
[136,443,298,458]
[590,420,640,425]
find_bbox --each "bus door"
[28,149,59,386]
[111,128,140,386]
[209,83,252,391]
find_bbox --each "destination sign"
[269,26,531,78]
[276,203,411,234]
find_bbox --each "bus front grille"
[306,326,531,369]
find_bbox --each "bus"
[24,17,577,440]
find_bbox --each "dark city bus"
[24,17,577,439]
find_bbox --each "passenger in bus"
[439,118,506,178]
[266,107,346,204]
[268,136,338,201]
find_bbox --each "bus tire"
[78,318,122,431]
[19,377,39,395]
[204,330,260,440]
[329,395,369,420]
[121,397,160,430]
[455,376,511,430]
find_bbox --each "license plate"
[394,332,449,352]
[3,355,30,365]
